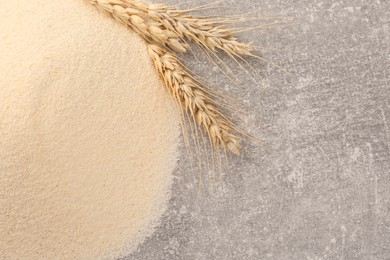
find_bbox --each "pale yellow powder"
[0,0,180,259]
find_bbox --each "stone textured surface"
[125,0,390,259]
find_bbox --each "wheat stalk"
[147,44,241,155]
[88,0,258,156]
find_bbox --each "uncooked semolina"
[0,0,180,259]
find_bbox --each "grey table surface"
[125,0,390,259]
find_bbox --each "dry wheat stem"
[88,0,260,155]
[147,44,241,155]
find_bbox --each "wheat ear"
[147,44,241,155]
[90,0,254,58]
[143,3,255,57]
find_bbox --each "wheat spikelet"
[147,44,241,156]
[89,0,187,53]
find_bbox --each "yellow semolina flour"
[0,0,180,259]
